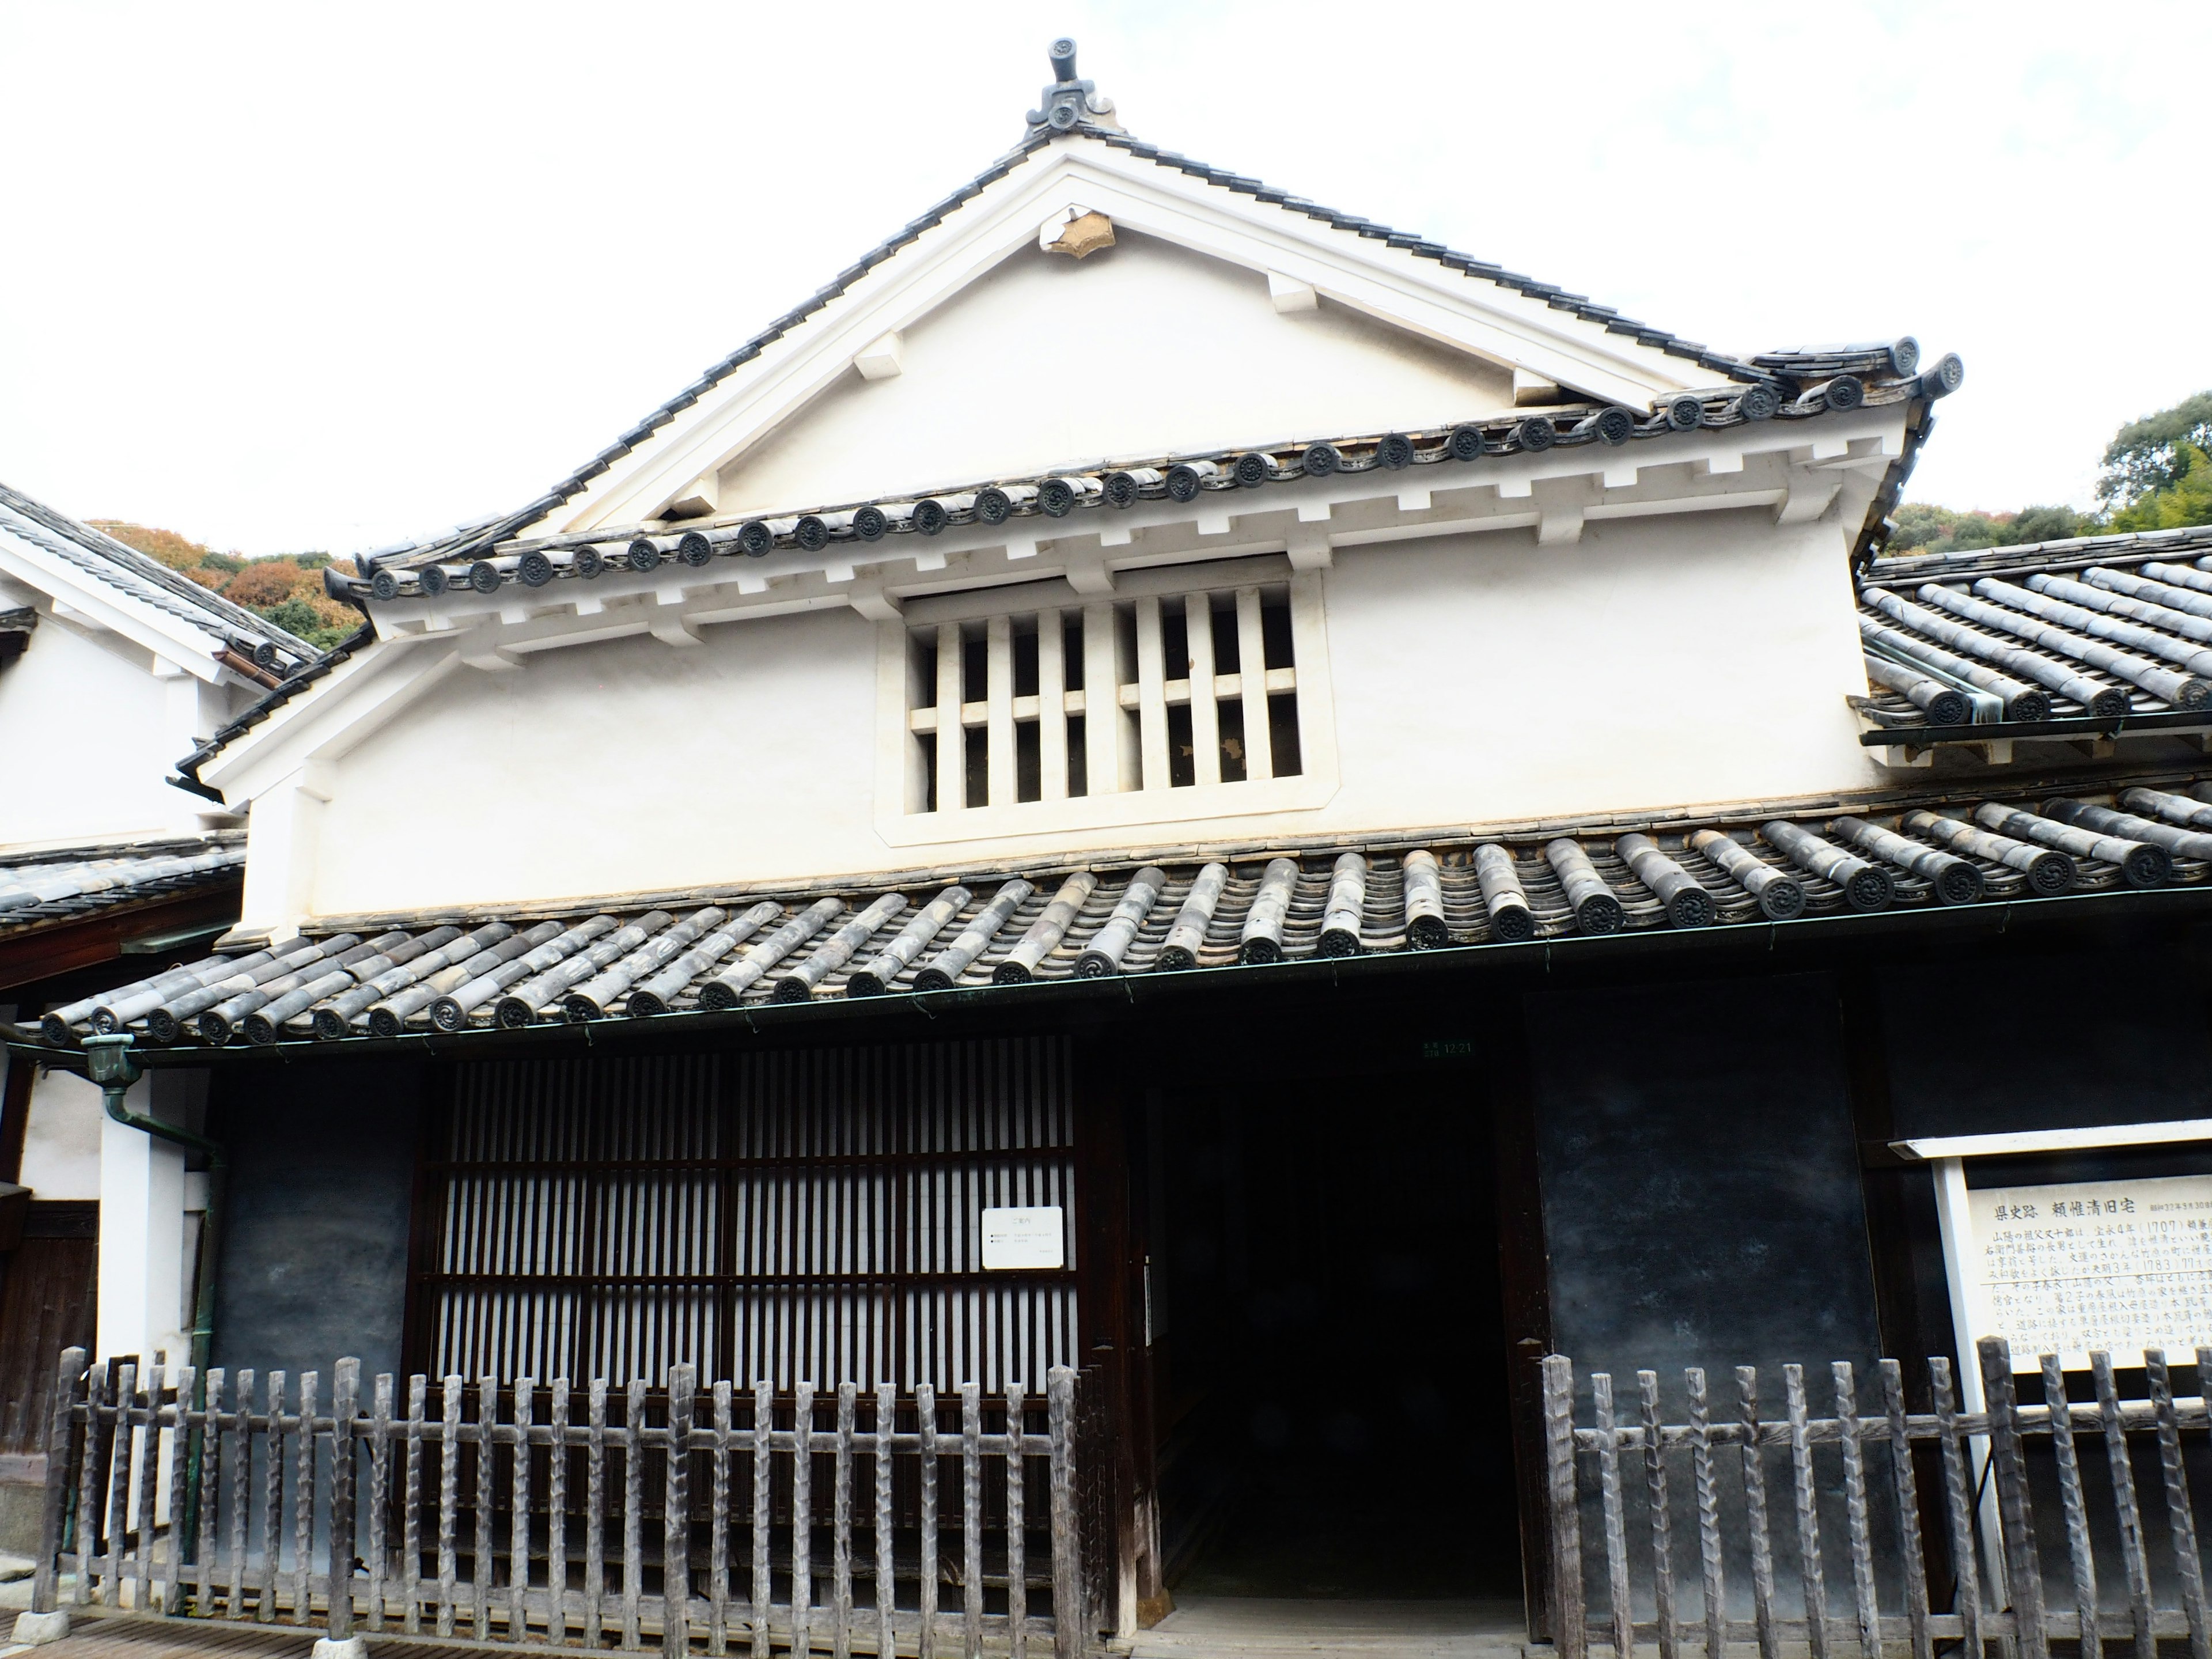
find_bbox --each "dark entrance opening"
[1148,1080,1521,1602]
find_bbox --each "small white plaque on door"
[980,1206,1065,1270]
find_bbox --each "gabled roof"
[0,480,320,684]
[1854,527,2212,743]
[358,41,1950,579]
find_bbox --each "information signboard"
[1965,1175,2212,1368]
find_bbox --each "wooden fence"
[26,1349,1097,1657]
[1544,1336,2212,1659]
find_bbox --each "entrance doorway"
[1148,1082,1521,1604]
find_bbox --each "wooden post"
[293,1369,316,1624]
[437,1374,460,1638]
[1978,1339,2049,1659]
[199,1369,226,1618]
[1928,1359,1981,1659]
[403,1374,427,1636]
[329,1359,359,1640]
[1685,1369,1725,1659]
[833,1381,855,1659]
[367,1372,392,1633]
[548,1378,572,1645]
[259,1369,282,1623]
[1637,1372,1677,1659]
[1878,1361,1933,1659]
[792,1381,815,1659]
[919,1382,940,1659]
[962,1383,983,1659]
[666,1365,694,1657]
[2041,1355,2098,1654]
[1006,1383,1028,1659]
[875,1384,897,1659]
[710,1381,732,1658]
[1592,1373,1633,1659]
[229,1368,253,1622]
[1048,1370,1081,1659]
[28,1346,85,1616]
[586,1378,608,1651]
[1736,1368,1778,1659]
[750,1381,772,1659]
[1782,1366,1828,1659]
[512,1374,537,1643]
[1540,1356,1586,1659]
[2093,1352,2155,1659]
[623,1377,646,1649]
[2144,1349,2209,1659]
[473,1374,495,1641]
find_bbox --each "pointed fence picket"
[1544,1336,2212,1659]
[27,1350,1092,1659]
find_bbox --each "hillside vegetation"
[90,523,359,650]
[1888,391,2212,557]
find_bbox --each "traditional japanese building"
[11,42,2212,1645]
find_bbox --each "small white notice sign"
[1968,1175,2212,1368]
[980,1206,1065,1271]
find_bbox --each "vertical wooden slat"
[1736,1368,1779,1659]
[1978,1339,2048,1659]
[1006,1383,1028,1659]
[134,1363,162,1618]
[366,1373,392,1633]
[2041,1355,2098,1655]
[512,1374,536,1643]
[1878,1362,1931,1659]
[666,1365,695,1658]
[293,1370,316,1624]
[1593,1373,1634,1659]
[2145,1349,2209,1659]
[1541,1356,1587,1659]
[1234,588,1272,782]
[1133,596,1169,790]
[329,1360,359,1640]
[962,1382,984,1659]
[160,1365,196,1616]
[227,1368,253,1622]
[834,1381,855,1659]
[29,1346,84,1617]
[1183,594,1221,786]
[1037,607,1068,801]
[1637,1372,1677,1659]
[934,623,964,811]
[710,1381,732,1658]
[586,1378,609,1652]
[437,1374,462,1639]
[259,1369,283,1624]
[751,1381,772,1659]
[919,1382,941,1659]
[1830,1364,1880,1659]
[624,1377,647,1649]
[475,1374,497,1642]
[403,1376,426,1637]
[1685,1370,1726,1659]
[74,1363,109,1609]
[1783,1366,1829,1659]
[986,615,1015,807]
[548,1378,573,1646]
[1929,1358,1982,1659]
[2093,1352,2155,1659]
[876,1383,897,1659]
[196,1368,225,1619]
[1047,1372,1078,1659]
[793,1382,816,1659]
[104,1359,138,1610]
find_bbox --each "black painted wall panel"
[207,1060,423,1382]
[1881,946,2212,1139]
[1528,972,1881,1384]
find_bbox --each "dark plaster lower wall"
[1881,945,2212,1139]
[1528,972,1881,1388]
[208,1060,424,1381]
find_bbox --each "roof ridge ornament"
[1025,37,1118,133]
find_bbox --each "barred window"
[903,584,1305,814]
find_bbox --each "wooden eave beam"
[0,880,244,994]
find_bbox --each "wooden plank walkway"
[5,1612,520,1659]
[1123,1598,1531,1659]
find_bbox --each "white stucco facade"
[0,575,249,844]
[198,121,1918,933]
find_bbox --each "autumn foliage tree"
[90,521,359,650]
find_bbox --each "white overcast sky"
[2,1,2205,556]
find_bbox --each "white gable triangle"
[541,132,1733,539]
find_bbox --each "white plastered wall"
[0,575,246,846]
[300,502,1883,919]
[713,232,1518,518]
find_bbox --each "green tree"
[2109,444,2212,532]
[2098,392,2212,507]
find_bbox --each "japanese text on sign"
[1968,1175,2212,1369]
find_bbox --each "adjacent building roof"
[0,835,247,994]
[0,482,320,681]
[1853,527,2212,741]
[26,774,2212,1051]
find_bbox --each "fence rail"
[27,1348,1093,1658]
[1544,1336,2212,1659]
